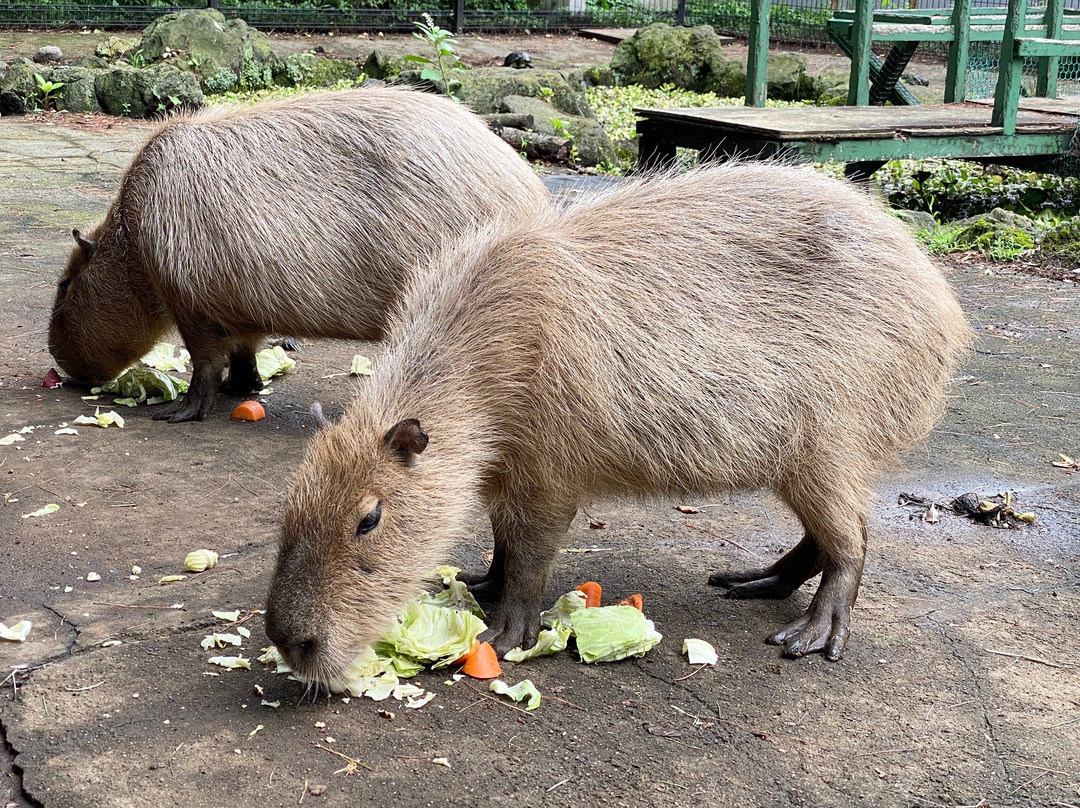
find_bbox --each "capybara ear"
[72,229,98,263]
[384,418,429,462]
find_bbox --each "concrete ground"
[0,103,1078,808]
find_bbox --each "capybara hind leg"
[152,316,227,423]
[708,533,823,599]
[481,502,573,656]
[221,339,262,396]
[766,489,868,661]
[461,541,505,602]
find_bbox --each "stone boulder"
[272,53,360,88]
[499,94,615,167]
[95,63,203,117]
[362,49,404,80]
[453,67,593,118]
[0,58,39,114]
[139,9,275,93]
[611,24,737,93]
[892,209,937,233]
[1039,216,1080,264]
[50,66,102,113]
[33,46,63,65]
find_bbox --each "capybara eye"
[356,502,382,536]
[57,278,71,298]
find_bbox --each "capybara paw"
[151,394,213,423]
[767,607,849,661]
[481,611,539,657]
[721,574,798,600]
[220,373,261,396]
[708,568,768,588]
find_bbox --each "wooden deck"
[636,101,1080,173]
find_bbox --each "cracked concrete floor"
[1,112,1078,808]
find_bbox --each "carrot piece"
[617,594,643,611]
[575,581,602,608]
[453,639,480,667]
[460,641,502,679]
[231,400,265,421]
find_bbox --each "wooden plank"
[848,0,873,105]
[970,95,1080,115]
[1038,0,1065,96]
[945,0,973,102]
[992,0,1028,134]
[1016,37,1080,57]
[746,0,770,107]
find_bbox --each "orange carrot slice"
[617,594,643,611]
[460,641,501,679]
[575,581,602,608]
[453,639,480,667]
[231,400,265,421]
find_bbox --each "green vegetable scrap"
[570,605,663,663]
[503,623,572,662]
[376,601,486,669]
[140,343,190,373]
[490,679,541,711]
[539,589,587,630]
[94,366,188,406]
[423,565,485,618]
[73,408,125,428]
[255,347,296,381]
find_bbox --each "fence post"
[206,0,219,8]
[676,0,686,27]
[453,0,465,34]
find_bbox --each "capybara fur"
[48,87,551,422]
[264,163,973,685]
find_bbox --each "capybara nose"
[290,638,318,663]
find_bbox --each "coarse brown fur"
[265,163,974,685]
[48,87,552,422]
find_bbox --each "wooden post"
[676,0,686,27]
[991,0,1027,134]
[846,0,873,105]
[745,0,770,107]
[206,0,219,8]
[452,0,465,35]
[944,0,971,102]
[1037,0,1064,97]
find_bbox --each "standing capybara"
[264,163,973,686]
[48,87,551,422]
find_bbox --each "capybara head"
[48,227,164,386]
[265,405,474,688]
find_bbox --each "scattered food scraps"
[575,581,602,608]
[213,610,242,622]
[570,605,663,663]
[248,725,264,738]
[0,434,25,445]
[925,504,940,524]
[899,491,1036,528]
[261,699,280,708]
[54,428,79,436]
[22,504,60,519]
[184,549,219,572]
[255,346,295,381]
[42,368,62,388]
[237,626,251,639]
[73,408,125,429]
[85,572,101,582]
[158,575,187,585]
[201,633,243,650]
[675,504,700,514]
[504,624,572,663]
[0,620,32,642]
[406,691,437,709]
[490,679,541,711]
[617,594,643,611]
[93,366,188,406]
[207,656,251,670]
[431,757,451,768]
[682,638,718,666]
[460,641,502,679]
[231,401,265,421]
[140,343,190,373]
[349,355,373,376]
[102,639,122,648]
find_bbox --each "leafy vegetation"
[403,13,465,96]
[33,73,64,111]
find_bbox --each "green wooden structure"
[636,0,1080,175]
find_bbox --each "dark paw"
[151,393,213,423]
[709,568,802,600]
[766,605,850,661]
[461,569,504,602]
[480,608,540,657]
[220,372,261,396]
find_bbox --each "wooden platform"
[636,101,1080,172]
[969,95,1080,115]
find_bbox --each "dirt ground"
[1,33,1079,808]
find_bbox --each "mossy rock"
[272,53,360,88]
[0,58,41,114]
[611,23,737,93]
[94,35,140,61]
[810,67,849,101]
[51,66,101,113]
[581,65,615,87]
[453,67,592,117]
[95,63,203,118]
[74,55,109,70]
[499,94,615,167]
[1038,216,1080,263]
[764,52,813,100]
[893,209,937,233]
[139,9,275,92]
[951,207,1039,234]
[953,217,1035,259]
[362,49,404,81]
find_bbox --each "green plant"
[126,48,147,68]
[550,117,571,139]
[33,73,64,111]
[404,13,465,97]
[537,85,554,100]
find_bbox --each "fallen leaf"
[22,504,60,519]
[925,504,940,524]
[349,355,372,376]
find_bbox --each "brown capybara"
[48,87,551,423]
[264,163,973,686]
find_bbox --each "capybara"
[48,87,551,423]
[264,163,973,686]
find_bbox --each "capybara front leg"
[708,532,823,599]
[481,503,573,656]
[461,540,506,603]
[768,558,862,661]
[220,338,262,396]
[152,316,227,423]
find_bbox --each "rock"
[498,94,615,167]
[453,67,592,117]
[94,36,140,61]
[947,212,1036,258]
[95,63,203,118]
[581,65,614,87]
[50,66,101,113]
[362,49,403,80]
[139,9,275,93]
[73,55,109,70]
[951,208,1039,234]
[272,53,360,88]
[1037,216,1080,262]
[611,23,737,93]
[33,46,63,65]
[764,52,813,100]
[0,58,40,114]
[892,209,937,233]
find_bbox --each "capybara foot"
[152,390,214,423]
[480,606,540,656]
[464,577,504,602]
[220,368,261,396]
[765,568,856,661]
[713,571,804,600]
